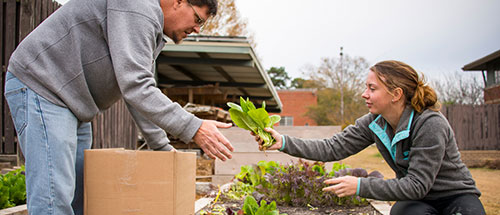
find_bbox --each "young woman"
[254,60,485,215]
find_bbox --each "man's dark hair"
[188,0,218,16]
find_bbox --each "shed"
[462,49,500,104]
[157,35,282,112]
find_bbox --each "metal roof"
[462,49,500,71]
[156,35,282,112]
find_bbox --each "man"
[4,0,233,214]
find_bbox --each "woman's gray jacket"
[281,106,481,201]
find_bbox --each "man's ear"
[392,88,404,102]
[173,0,183,9]
[161,0,181,11]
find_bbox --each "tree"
[290,77,320,89]
[306,87,367,126]
[301,55,370,127]
[199,0,256,46]
[290,78,306,89]
[431,71,484,105]
[267,67,291,89]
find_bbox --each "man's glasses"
[188,2,206,28]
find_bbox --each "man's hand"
[193,120,234,161]
[251,128,282,151]
[322,176,359,197]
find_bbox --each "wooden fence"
[1,0,138,162]
[1,0,61,155]
[441,104,500,150]
[91,99,138,150]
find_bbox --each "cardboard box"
[84,149,196,215]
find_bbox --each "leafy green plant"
[240,195,287,215]
[251,160,381,207]
[235,165,260,186]
[329,162,351,175]
[226,161,282,200]
[226,165,260,200]
[225,160,383,213]
[256,161,281,177]
[224,181,255,200]
[0,166,26,209]
[227,97,281,149]
[216,160,385,215]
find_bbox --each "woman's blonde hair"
[370,60,441,112]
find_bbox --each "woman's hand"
[250,128,283,151]
[323,176,358,197]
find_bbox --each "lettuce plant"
[227,97,281,149]
[226,161,282,200]
[240,195,287,215]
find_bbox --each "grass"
[338,145,500,214]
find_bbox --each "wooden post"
[3,0,18,154]
[188,88,193,103]
[19,0,35,41]
[34,0,41,26]
[1,0,5,154]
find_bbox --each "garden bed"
[195,160,391,215]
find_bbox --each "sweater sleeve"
[282,114,375,162]
[125,101,173,151]
[106,9,202,143]
[358,115,447,201]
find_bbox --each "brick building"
[273,89,318,126]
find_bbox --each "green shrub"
[0,166,26,209]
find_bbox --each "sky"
[55,0,500,81]
[233,0,500,81]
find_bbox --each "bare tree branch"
[431,71,484,105]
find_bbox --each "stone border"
[368,199,392,215]
[0,205,27,215]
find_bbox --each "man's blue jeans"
[4,71,92,215]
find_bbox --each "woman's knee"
[390,201,438,215]
[442,194,485,215]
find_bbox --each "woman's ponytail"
[411,80,440,112]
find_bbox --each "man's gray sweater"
[282,106,481,201]
[7,0,202,150]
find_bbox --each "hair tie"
[416,81,424,89]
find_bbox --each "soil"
[469,168,500,215]
[277,203,380,215]
[198,197,381,215]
